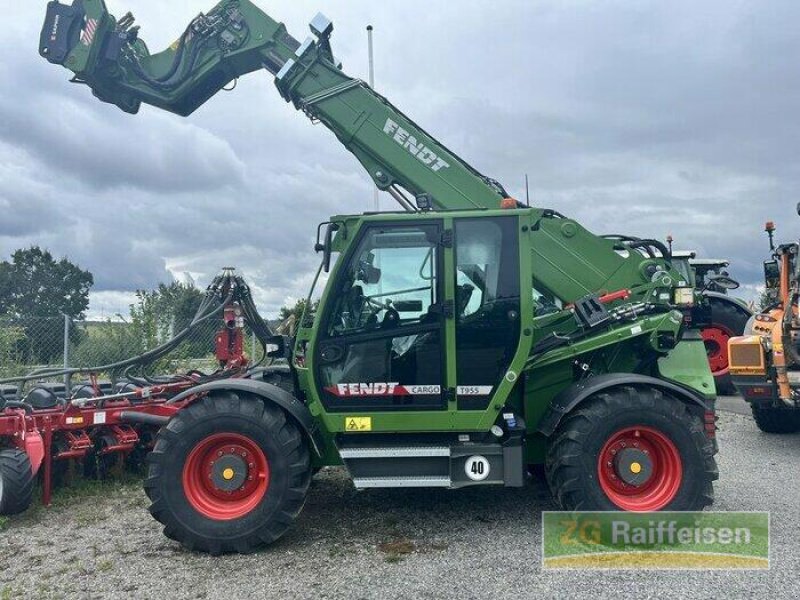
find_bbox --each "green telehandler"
[39,0,718,554]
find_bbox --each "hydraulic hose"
[3,400,33,414]
[0,288,234,386]
[624,239,672,261]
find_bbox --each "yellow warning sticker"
[345,417,372,432]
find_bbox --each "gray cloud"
[0,0,798,316]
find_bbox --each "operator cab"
[314,213,521,414]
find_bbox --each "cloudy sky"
[1,0,797,317]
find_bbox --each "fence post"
[63,314,71,396]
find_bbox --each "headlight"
[673,287,695,306]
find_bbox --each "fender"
[10,427,45,477]
[703,291,753,319]
[536,373,712,437]
[168,379,324,456]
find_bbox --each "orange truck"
[728,205,800,432]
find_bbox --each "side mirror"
[315,222,339,273]
[266,335,289,359]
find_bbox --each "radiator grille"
[729,339,765,374]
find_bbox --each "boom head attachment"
[40,0,143,112]
[40,0,297,116]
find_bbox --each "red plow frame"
[0,269,280,515]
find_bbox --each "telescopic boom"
[41,0,510,211]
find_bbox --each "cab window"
[327,226,439,337]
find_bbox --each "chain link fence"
[0,315,265,394]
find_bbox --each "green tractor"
[668,249,752,395]
[40,0,718,554]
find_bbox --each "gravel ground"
[1,407,799,599]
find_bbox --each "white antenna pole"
[367,25,379,212]
[525,173,530,206]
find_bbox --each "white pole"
[63,314,70,396]
[367,25,379,212]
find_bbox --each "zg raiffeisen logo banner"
[542,512,769,569]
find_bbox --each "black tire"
[703,296,751,395]
[145,391,311,554]
[751,405,800,434]
[125,427,158,475]
[82,435,123,480]
[0,449,35,516]
[546,385,718,511]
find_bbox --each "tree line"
[0,246,303,370]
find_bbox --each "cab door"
[314,221,448,412]
[452,216,521,410]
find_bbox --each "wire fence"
[0,315,265,396]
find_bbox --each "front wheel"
[751,405,800,434]
[702,298,750,395]
[546,385,718,511]
[145,392,311,554]
[0,449,34,516]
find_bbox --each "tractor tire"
[145,391,311,555]
[701,297,751,396]
[546,385,717,512]
[751,405,800,434]
[0,449,34,516]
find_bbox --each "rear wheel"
[751,405,800,434]
[0,449,34,516]
[546,385,717,511]
[145,391,311,554]
[702,297,750,395]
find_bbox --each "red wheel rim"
[701,325,735,376]
[597,426,682,511]
[182,433,270,521]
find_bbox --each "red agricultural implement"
[0,269,282,516]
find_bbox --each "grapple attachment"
[40,1,116,75]
[40,0,89,65]
[40,0,143,113]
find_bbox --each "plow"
[0,269,283,515]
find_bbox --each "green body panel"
[292,209,711,466]
[657,336,716,401]
[43,0,717,469]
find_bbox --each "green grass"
[97,560,114,573]
[3,473,143,531]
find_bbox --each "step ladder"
[337,427,525,490]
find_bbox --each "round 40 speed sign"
[464,455,490,481]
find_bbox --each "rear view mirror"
[315,222,340,273]
[764,260,780,288]
[357,260,382,285]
